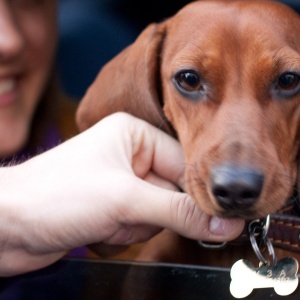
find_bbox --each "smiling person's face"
[0,0,57,156]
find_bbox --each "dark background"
[56,0,300,99]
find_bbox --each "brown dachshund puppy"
[77,0,300,266]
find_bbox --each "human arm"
[0,113,244,276]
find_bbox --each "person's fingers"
[102,223,163,245]
[144,171,180,192]
[94,173,181,246]
[118,113,186,189]
[125,178,245,242]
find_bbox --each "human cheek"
[19,7,57,116]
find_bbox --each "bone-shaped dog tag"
[230,257,299,298]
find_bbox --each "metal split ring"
[248,215,277,266]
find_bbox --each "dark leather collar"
[232,193,300,253]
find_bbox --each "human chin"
[0,118,30,157]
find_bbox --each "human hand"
[0,113,244,276]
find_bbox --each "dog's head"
[76,0,300,219]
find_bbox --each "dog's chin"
[214,208,268,220]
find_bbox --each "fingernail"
[209,216,236,236]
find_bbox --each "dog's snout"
[211,165,264,211]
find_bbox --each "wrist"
[0,163,67,276]
[0,165,30,274]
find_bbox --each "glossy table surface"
[0,258,300,299]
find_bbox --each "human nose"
[0,3,24,60]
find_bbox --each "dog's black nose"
[211,165,264,210]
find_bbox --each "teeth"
[0,79,15,96]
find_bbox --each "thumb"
[130,179,245,243]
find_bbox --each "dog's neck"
[277,188,300,216]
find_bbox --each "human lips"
[0,78,17,106]
[0,78,15,94]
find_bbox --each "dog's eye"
[175,71,202,92]
[277,73,300,91]
[274,72,300,98]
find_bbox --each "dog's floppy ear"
[76,23,174,135]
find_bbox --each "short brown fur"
[77,0,300,267]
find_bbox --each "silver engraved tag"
[230,257,299,298]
